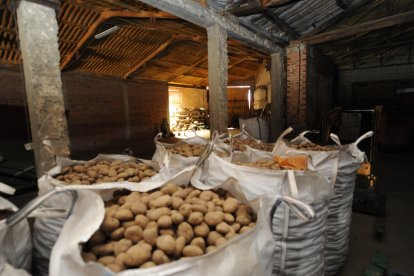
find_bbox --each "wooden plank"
[207,24,228,134]
[137,0,281,53]
[303,10,414,45]
[123,38,174,79]
[301,0,377,38]
[270,49,286,140]
[60,9,176,70]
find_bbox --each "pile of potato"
[287,142,334,151]
[225,138,273,152]
[54,160,157,185]
[166,143,205,157]
[81,184,257,272]
[224,139,247,152]
[233,158,281,170]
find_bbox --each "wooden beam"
[136,0,281,53]
[303,10,414,45]
[264,10,299,39]
[302,0,376,38]
[122,37,174,79]
[270,49,286,140]
[60,9,176,70]
[207,24,228,134]
[227,0,302,16]
[263,0,303,8]
[167,56,208,82]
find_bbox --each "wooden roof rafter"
[60,9,176,70]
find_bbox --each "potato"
[199,191,214,202]
[206,246,216,253]
[249,222,256,228]
[172,197,184,210]
[157,215,173,228]
[115,209,134,221]
[190,237,206,251]
[174,236,186,257]
[160,183,179,195]
[171,210,184,225]
[143,227,158,246]
[152,249,170,265]
[212,198,224,206]
[130,202,147,215]
[91,243,114,256]
[225,229,237,240]
[215,237,227,247]
[101,218,120,233]
[231,223,241,232]
[178,204,192,218]
[187,212,203,225]
[206,201,215,212]
[223,213,235,224]
[110,227,125,241]
[124,244,152,267]
[90,230,106,245]
[122,221,136,229]
[172,189,188,199]
[156,235,176,255]
[191,204,208,214]
[204,211,224,226]
[187,190,201,199]
[135,214,150,229]
[150,195,172,209]
[81,252,96,262]
[98,256,115,265]
[223,197,238,213]
[239,226,251,234]
[147,207,171,221]
[216,222,231,234]
[148,191,164,201]
[124,225,143,243]
[106,263,123,273]
[159,229,175,237]
[182,245,204,257]
[189,198,206,206]
[236,215,251,226]
[214,206,223,212]
[236,204,252,217]
[73,165,85,173]
[194,222,209,238]
[140,261,156,268]
[114,239,133,256]
[207,231,223,246]
[177,222,194,243]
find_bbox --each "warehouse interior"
[0,0,414,275]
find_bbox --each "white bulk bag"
[324,131,373,276]
[0,183,32,275]
[152,132,209,175]
[33,153,184,276]
[193,152,332,276]
[49,177,312,276]
[272,128,340,187]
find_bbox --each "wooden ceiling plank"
[60,9,176,70]
[123,37,173,79]
[303,10,414,45]
[167,55,207,82]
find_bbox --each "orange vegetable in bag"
[274,155,308,170]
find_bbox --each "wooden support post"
[17,0,70,176]
[270,49,286,140]
[207,24,228,134]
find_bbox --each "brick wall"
[286,43,334,131]
[0,67,168,159]
[62,72,168,159]
[286,43,307,130]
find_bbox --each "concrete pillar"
[207,24,228,134]
[17,0,70,176]
[270,49,286,140]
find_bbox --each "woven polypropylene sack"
[193,151,333,276]
[324,132,372,275]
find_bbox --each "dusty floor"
[338,149,414,275]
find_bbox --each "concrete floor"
[338,149,414,275]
